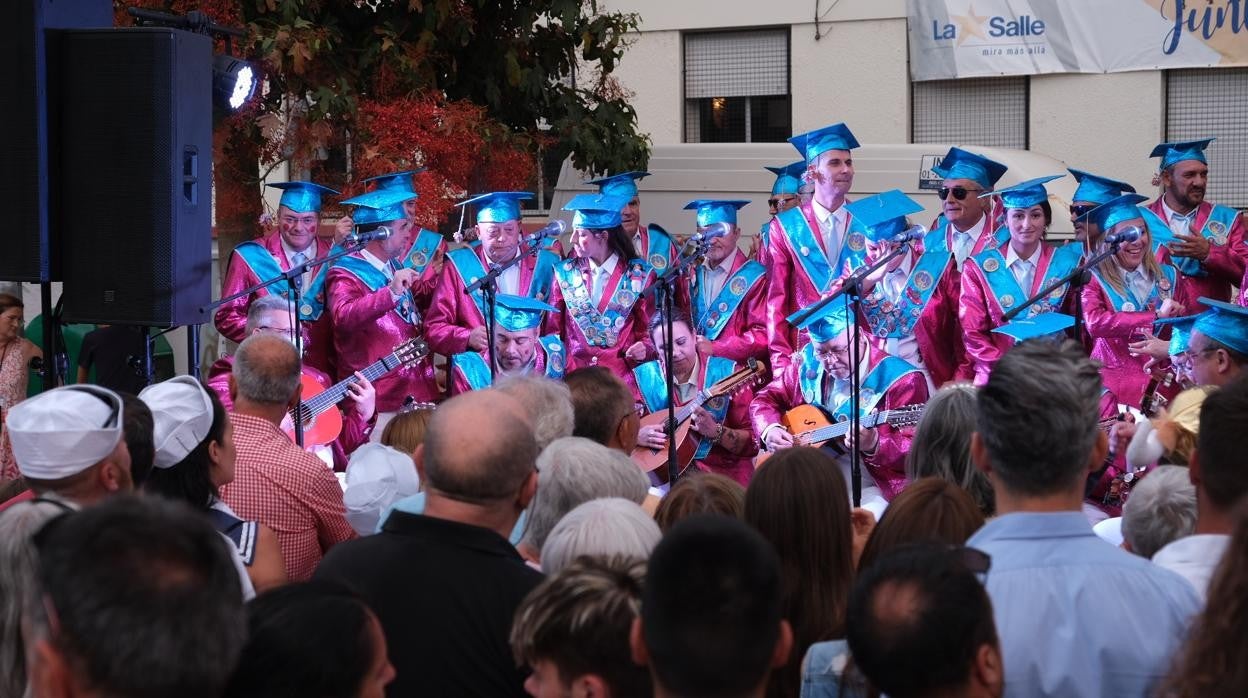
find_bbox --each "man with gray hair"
[206,294,377,469]
[315,389,543,697]
[540,498,661,575]
[967,340,1199,697]
[220,334,356,582]
[517,436,650,565]
[493,374,575,450]
[1121,465,1196,558]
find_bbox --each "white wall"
[790,19,910,143]
[1029,71,1165,197]
[613,30,683,144]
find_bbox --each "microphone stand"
[202,239,369,447]
[464,234,551,380]
[789,241,915,507]
[1002,241,1123,342]
[640,235,713,488]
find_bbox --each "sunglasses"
[938,186,983,201]
[1070,204,1097,218]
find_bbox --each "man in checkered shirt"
[221,333,356,581]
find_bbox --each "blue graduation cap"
[1069,168,1136,206]
[585,171,649,199]
[983,174,1064,210]
[563,193,630,229]
[341,189,417,226]
[456,192,533,224]
[844,189,924,242]
[363,169,425,195]
[1150,138,1215,170]
[789,303,854,343]
[1084,193,1149,233]
[1193,298,1248,355]
[684,199,750,228]
[932,147,1009,189]
[766,161,806,196]
[494,294,557,333]
[267,181,339,214]
[788,122,860,163]
[1155,314,1201,356]
[992,313,1074,342]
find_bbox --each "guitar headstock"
[709,357,769,399]
[395,339,430,366]
[885,403,926,429]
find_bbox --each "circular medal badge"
[911,306,923,318]
[1000,294,1015,308]
[730,277,748,295]
[1159,280,1172,293]
[800,245,811,257]
[717,301,730,313]
[550,352,565,374]
[411,251,429,268]
[914,271,933,291]
[300,304,314,317]
[848,233,866,252]
[649,254,667,270]
[618,290,636,307]
[982,258,1000,273]
[1209,220,1227,245]
[860,388,875,406]
[615,316,625,330]
[1122,302,1137,312]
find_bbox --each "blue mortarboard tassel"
[931,147,1009,190]
[1068,168,1136,206]
[1084,193,1149,233]
[1193,298,1248,356]
[585,171,650,199]
[363,170,424,195]
[267,181,340,214]
[683,199,750,228]
[788,123,860,163]
[844,189,924,243]
[1150,138,1215,170]
[984,174,1064,210]
[342,189,418,226]
[456,192,534,224]
[494,294,558,333]
[564,193,630,229]
[765,161,807,196]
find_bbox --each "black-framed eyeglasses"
[938,186,983,201]
[1070,204,1097,218]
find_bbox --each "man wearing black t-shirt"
[315,388,541,697]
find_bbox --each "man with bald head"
[316,389,542,697]
[220,334,356,582]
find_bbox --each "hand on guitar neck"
[761,403,926,457]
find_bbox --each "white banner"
[908,0,1248,81]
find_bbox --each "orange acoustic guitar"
[757,403,926,465]
[284,338,429,447]
[631,358,766,483]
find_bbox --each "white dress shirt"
[1161,198,1197,239]
[588,253,619,306]
[1151,533,1231,604]
[1117,262,1154,307]
[701,254,735,308]
[483,249,521,296]
[812,199,848,262]
[950,214,988,271]
[280,238,317,290]
[1004,243,1042,293]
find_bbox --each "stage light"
[214,54,257,111]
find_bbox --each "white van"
[549,142,1081,241]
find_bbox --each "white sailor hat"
[343,443,422,534]
[7,385,124,480]
[139,376,216,469]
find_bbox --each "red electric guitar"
[284,339,429,447]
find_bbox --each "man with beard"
[1141,139,1246,311]
[449,294,565,393]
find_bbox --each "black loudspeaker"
[0,0,111,282]
[59,28,213,327]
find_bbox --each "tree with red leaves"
[115,0,649,267]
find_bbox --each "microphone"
[1104,226,1143,246]
[689,221,733,242]
[346,226,392,245]
[524,219,567,244]
[889,224,927,244]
